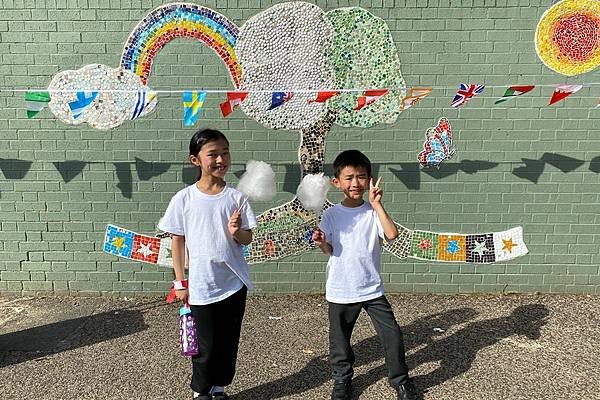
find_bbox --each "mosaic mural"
[52,2,528,265]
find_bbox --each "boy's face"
[332,165,370,201]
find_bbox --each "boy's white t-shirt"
[158,184,257,305]
[319,202,386,304]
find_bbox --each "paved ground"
[1,293,598,400]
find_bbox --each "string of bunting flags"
[19,83,596,125]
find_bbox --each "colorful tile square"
[437,234,467,262]
[466,234,496,263]
[410,231,439,260]
[493,227,528,261]
[103,225,134,258]
[157,236,173,266]
[131,234,161,264]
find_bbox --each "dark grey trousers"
[328,295,410,387]
[189,286,247,394]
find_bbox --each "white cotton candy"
[296,173,330,212]
[237,160,276,202]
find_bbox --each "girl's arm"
[233,229,252,245]
[229,209,253,245]
[171,234,188,302]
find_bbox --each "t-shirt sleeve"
[319,210,333,245]
[241,203,257,230]
[158,192,185,236]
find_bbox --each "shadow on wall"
[234,303,549,400]
[0,308,149,368]
[0,153,597,197]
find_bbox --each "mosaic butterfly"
[418,117,455,169]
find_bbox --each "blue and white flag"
[269,91,293,110]
[69,91,98,119]
[131,90,156,120]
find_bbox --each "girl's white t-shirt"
[319,202,386,304]
[158,184,257,305]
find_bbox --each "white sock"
[209,386,225,394]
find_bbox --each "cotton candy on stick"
[236,160,277,209]
[296,173,331,213]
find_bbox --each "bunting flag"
[25,90,51,118]
[183,90,207,126]
[308,91,340,103]
[355,89,389,111]
[220,91,249,117]
[400,87,432,110]
[548,84,583,105]
[68,91,98,119]
[269,91,293,110]
[131,90,156,120]
[494,85,536,104]
[451,83,485,108]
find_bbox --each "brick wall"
[1,0,599,295]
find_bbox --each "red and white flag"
[220,91,249,117]
[548,84,582,106]
[355,89,389,111]
[308,91,340,103]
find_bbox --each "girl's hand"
[228,209,242,236]
[312,227,326,246]
[175,288,188,303]
[369,177,383,207]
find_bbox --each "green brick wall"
[1,0,599,296]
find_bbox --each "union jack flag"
[451,83,485,108]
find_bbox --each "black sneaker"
[396,379,417,400]
[212,392,230,400]
[192,393,211,400]
[331,379,352,400]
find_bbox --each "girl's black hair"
[189,129,230,180]
[189,128,229,156]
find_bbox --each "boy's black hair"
[332,150,372,178]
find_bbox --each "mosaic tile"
[325,7,406,128]
[235,2,336,130]
[536,0,600,76]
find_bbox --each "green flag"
[494,85,535,105]
[25,90,51,118]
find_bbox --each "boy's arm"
[373,205,399,241]
[369,177,399,241]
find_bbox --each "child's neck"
[196,175,225,195]
[341,197,364,208]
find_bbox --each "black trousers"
[189,286,247,394]
[328,295,410,388]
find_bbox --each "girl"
[158,129,257,400]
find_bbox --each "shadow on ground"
[0,308,149,368]
[233,304,548,400]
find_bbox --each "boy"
[312,150,417,400]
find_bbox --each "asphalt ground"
[1,293,598,400]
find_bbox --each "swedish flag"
[183,91,207,127]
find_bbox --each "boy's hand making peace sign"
[369,176,383,208]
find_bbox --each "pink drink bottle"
[179,303,198,357]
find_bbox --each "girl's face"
[189,138,230,179]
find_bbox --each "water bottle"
[179,303,199,357]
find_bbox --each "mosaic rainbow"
[120,3,241,87]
